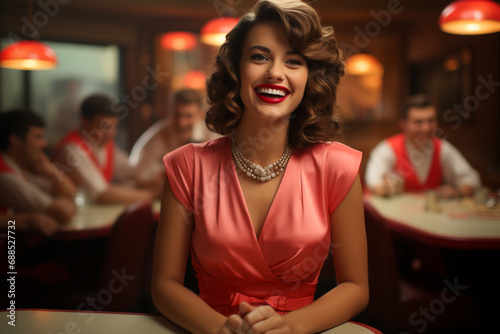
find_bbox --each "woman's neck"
[233,115,290,166]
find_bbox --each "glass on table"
[474,186,489,206]
[474,186,499,207]
[74,188,88,207]
[424,190,441,212]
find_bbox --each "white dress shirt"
[365,138,481,190]
[0,153,53,213]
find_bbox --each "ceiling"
[60,0,454,17]
[2,0,457,23]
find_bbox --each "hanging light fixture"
[0,0,58,70]
[345,53,384,76]
[439,0,500,35]
[161,32,197,51]
[200,17,239,46]
[183,71,206,89]
[0,40,58,70]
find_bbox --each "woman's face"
[239,20,308,122]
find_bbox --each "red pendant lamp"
[183,71,206,89]
[0,40,58,70]
[439,0,500,35]
[200,17,239,46]
[345,53,384,76]
[161,32,197,51]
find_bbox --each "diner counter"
[365,193,500,249]
[0,309,381,333]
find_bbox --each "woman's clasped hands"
[219,302,294,334]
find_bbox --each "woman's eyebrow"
[248,45,270,53]
[248,45,301,56]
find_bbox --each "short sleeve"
[163,144,195,212]
[0,174,52,213]
[112,146,136,183]
[440,140,481,188]
[325,142,362,215]
[134,135,166,184]
[54,144,108,201]
[364,141,395,189]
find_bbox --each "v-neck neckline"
[226,138,292,242]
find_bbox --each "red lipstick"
[254,84,290,104]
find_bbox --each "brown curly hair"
[205,0,345,151]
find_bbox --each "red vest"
[53,130,115,182]
[0,154,14,213]
[386,133,442,192]
[0,154,14,174]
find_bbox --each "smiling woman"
[151,1,369,333]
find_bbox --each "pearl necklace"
[231,141,292,182]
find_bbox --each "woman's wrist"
[283,312,306,334]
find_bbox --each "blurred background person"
[52,94,160,204]
[0,110,76,225]
[0,212,58,237]
[365,94,481,198]
[130,88,213,185]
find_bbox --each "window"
[0,40,121,148]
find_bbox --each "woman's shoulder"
[164,136,229,163]
[294,141,362,175]
[191,136,229,160]
[194,136,229,150]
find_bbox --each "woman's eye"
[287,59,303,66]
[251,54,268,61]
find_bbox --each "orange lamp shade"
[0,40,58,70]
[201,17,239,46]
[183,71,206,89]
[345,54,384,76]
[439,0,500,35]
[161,32,197,51]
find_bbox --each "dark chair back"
[98,199,155,311]
[363,199,401,320]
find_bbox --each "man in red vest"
[0,110,76,234]
[365,94,480,198]
[52,95,160,204]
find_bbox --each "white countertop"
[0,310,381,334]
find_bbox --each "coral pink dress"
[163,137,361,317]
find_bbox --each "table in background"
[365,193,500,249]
[0,310,381,334]
[365,193,500,330]
[54,203,126,239]
[53,200,162,240]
